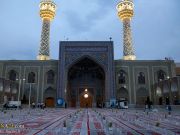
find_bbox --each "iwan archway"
[57,41,115,107]
[67,57,105,107]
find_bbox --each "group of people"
[32,102,46,109]
[144,99,173,114]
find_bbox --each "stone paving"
[0,108,180,135]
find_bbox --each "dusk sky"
[0,0,180,62]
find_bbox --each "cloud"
[0,0,179,62]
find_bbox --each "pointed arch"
[118,70,127,84]
[67,55,106,72]
[46,70,55,84]
[28,72,36,83]
[68,57,105,80]
[8,70,17,81]
[136,87,149,105]
[67,56,105,107]
[157,70,166,81]
[117,87,129,100]
[44,86,56,107]
[138,72,145,84]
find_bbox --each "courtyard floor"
[0,108,180,135]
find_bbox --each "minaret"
[37,0,56,60]
[117,0,136,60]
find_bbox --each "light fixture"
[84,94,88,98]
[85,89,88,92]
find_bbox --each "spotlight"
[84,94,88,98]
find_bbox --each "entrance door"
[45,97,55,107]
[80,93,92,108]
[67,57,105,108]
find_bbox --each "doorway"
[45,97,55,107]
[80,93,92,108]
[67,57,105,107]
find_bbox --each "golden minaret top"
[116,0,134,21]
[39,0,57,21]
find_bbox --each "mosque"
[0,0,177,107]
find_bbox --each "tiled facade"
[0,41,178,107]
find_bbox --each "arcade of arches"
[67,57,105,108]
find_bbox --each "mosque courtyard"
[0,108,180,135]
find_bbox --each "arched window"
[138,72,145,84]
[28,72,36,83]
[9,70,17,81]
[118,70,126,84]
[157,70,166,81]
[47,70,55,84]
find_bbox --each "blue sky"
[0,0,180,62]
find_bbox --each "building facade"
[0,41,177,107]
[0,60,58,107]
[154,76,180,105]
[0,78,18,104]
[0,0,179,107]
